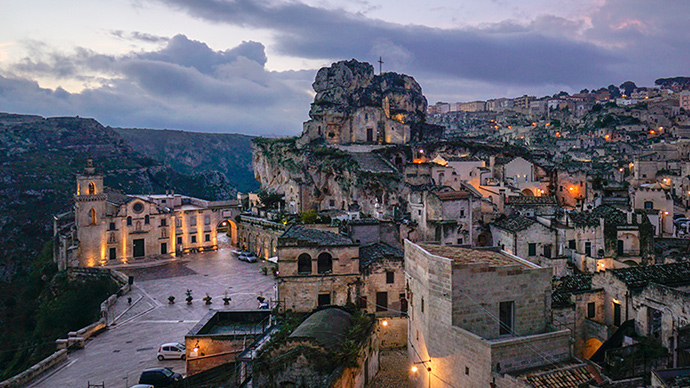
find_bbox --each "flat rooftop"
[419,244,532,268]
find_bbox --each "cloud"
[157,0,617,87]
[0,35,312,135]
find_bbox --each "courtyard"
[30,235,275,387]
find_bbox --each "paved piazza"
[31,236,276,388]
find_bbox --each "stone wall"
[451,257,553,339]
[405,240,571,388]
[0,350,68,388]
[361,259,405,316]
[238,216,286,258]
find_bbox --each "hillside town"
[10,60,690,388]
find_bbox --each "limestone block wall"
[185,336,251,376]
[361,260,405,315]
[451,261,552,339]
[277,274,360,312]
[237,216,285,258]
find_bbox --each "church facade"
[54,160,240,269]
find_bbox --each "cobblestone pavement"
[368,348,413,388]
[30,235,276,388]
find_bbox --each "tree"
[607,84,621,98]
[620,81,637,96]
[580,88,590,94]
[257,190,284,209]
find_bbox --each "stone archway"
[521,188,534,196]
[217,219,238,246]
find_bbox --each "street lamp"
[411,360,432,387]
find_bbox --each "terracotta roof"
[279,225,355,247]
[419,244,530,267]
[359,242,404,270]
[433,191,470,201]
[492,215,537,233]
[521,364,596,388]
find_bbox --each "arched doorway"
[521,188,534,196]
[217,219,238,246]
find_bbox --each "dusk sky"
[1,0,689,136]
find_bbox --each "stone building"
[298,60,430,147]
[591,263,690,367]
[276,226,360,312]
[359,242,406,317]
[408,186,482,246]
[237,215,287,259]
[55,160,240,268]
[631,183,674,236]
[405,241,573,387]
[490,215,557,266]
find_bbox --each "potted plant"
[168,295,175,304]
[203,293,213,305]
[186,289,193,305]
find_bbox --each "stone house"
[591,263,690,368]
[504,195,559,217]
[57,160,240,268]
[490,215,557,266]
[408,186,482,246]
[631,183,674,236]
[405,241,572,388]
[358,242,406,317]
[499,157,550,197]
[276,226,360,312]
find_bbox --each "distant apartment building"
[513,95,536,109]
[460,101,486,112]
[681,91,690,110]
[486,98,514,112]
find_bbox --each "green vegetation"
[0,242,119,379]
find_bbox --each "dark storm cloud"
[160,0,617,86]
[0,35,313,135]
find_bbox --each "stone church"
[298,59,431,146]
[54,160,240,269]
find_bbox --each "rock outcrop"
[300,59,441,146]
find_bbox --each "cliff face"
[0,113,249,279]
[252,138,408,216]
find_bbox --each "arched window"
[89,208,97,225]
[88,182,96,195]
[145,215,150,225]
[317,253,333,274]
[127,216,132,226]
[297,253,312,274]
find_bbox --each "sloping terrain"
[113,127,258,193]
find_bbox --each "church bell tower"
[74,158,107,266]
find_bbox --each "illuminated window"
[88,182,96,195]
[89,208,97,225]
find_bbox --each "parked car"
[238,253,257,263]
[157,342,186,360]
[138,367,182,387]
[129,385,154,388]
